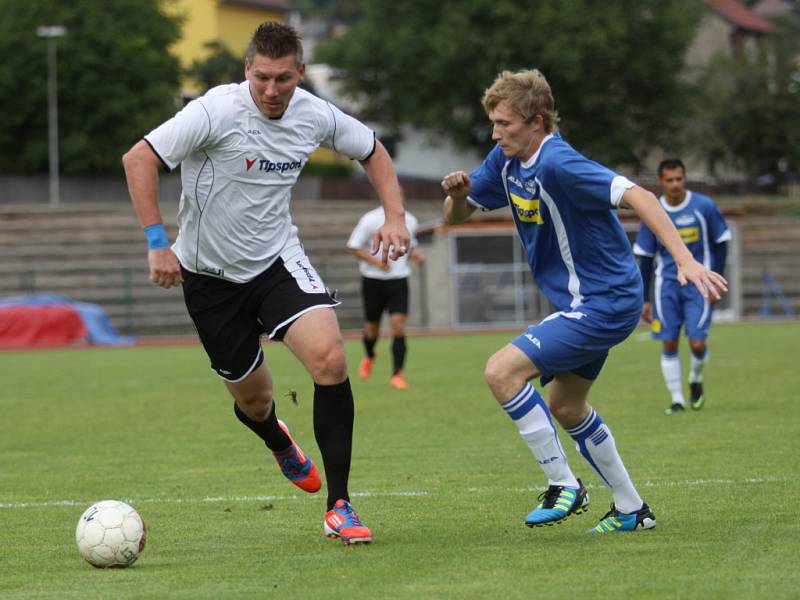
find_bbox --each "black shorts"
[181,257,338,382]
[361,276,409,323]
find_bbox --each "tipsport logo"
[510,193,544,224]
[245,157,303,174]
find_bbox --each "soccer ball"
[75,500,147,568]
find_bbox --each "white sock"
[566,409,643,514]
[501,383,578,488]
[689,348,708,383]
[661,352,685,405]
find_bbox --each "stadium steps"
[738,216,800,316]
[0,199,441,337]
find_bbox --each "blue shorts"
[652,278,712,341]
[511,309,639,385]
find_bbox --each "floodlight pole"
[36,25,67,205]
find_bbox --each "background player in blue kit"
[634,158,731,415]
[442,69,728,533]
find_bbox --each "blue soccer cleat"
[589,502,656,534]
[525,479,589,527]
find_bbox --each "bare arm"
[122,140,182,289]
[441,171,478,224]
[348,247,390,272]
[621,186,728,300]
[359,140,410,264]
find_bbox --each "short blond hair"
[482,69,559,132]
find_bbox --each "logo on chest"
[244,157,303,174]
[510,193,544,224]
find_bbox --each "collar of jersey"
[520,133,556,169]
[659,190,692,212]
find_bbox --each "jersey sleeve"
[707,199,732,244]
[408,212,420,248]
[144,100,214,171]
[467,145,509,211]
[346,212,376,250]
[320,102,376,161]
[551,152,633,211]
[633,221,658,257]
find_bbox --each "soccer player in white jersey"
[441,69,727,533]
[634,158,731,415]
[347,207,423,389]
[122,22,410,545]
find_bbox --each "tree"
[0,0,181,175]
[186,41,243,94]
[315,0,702,170]
[692,11,800,181]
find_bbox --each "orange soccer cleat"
[389,371,408,390]
[272,419,321,493]
[358,356,375,381]
[323,499,373,545]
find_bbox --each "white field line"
[0,477,787,510]
[0,491,428,510]
[509,476,789,494]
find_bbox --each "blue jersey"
[468,133,642,320]
[633,191,731,282]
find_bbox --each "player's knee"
[310,342,348,384]
[689,340,706,356]
[662,340,679,354]
[548,401,577,426]
[484,355,513,397]
[236,392,273,421]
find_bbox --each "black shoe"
[665,402,685,415]
[689,382,705,410]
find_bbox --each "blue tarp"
[0,294,136,346]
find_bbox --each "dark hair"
[658,158,686,177]
[246,22,303,66]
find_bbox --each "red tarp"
[0,305,87,348]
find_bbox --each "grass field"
[2,321,799,599]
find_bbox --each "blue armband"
[143,223,170,249]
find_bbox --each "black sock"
[233,401,291,453]
[363,335,377,358]
[313,379,354,510]
[392,336,406,374]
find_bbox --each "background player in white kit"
[122,22,410,545]
[347,207,423,389]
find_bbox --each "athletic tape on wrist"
[143,223,169,249]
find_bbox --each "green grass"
[1,321,799,599]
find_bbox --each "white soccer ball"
[75,500,147,568]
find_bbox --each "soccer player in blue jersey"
[441,69,727,533]
[634,158,731,415]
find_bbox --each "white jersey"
[347,207,419,280]
[145,82,375,282]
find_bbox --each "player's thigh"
[682,287,712,340]
[282,307,347,384]
[484,342,542,399]
[652,280,684,340]
[385,278,409,316]
[361,277,388,323]
[510,311,627,380]
[181,267,264,382]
